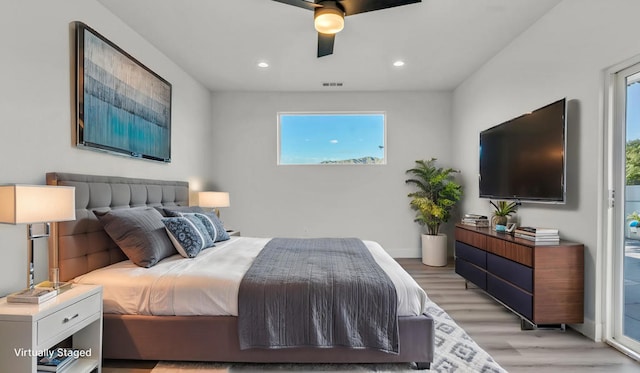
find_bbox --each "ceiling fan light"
[314,7,344,34]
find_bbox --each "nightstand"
[227,230,240,237]
[0,284,103,373]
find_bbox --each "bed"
[46,172,434,369]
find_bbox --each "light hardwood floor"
[104,259,640,372]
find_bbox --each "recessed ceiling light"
[257,61,269,68]
[393,60,405,67]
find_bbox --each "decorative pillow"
[95,207,176,268]
[193,212,230,242]
[162,215,214,258]
[161,206,204,217]
[181,213,217,244]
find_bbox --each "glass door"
[612,63,640,355]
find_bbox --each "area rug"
[152,299,506,373]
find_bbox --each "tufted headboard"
[46,172,190,282]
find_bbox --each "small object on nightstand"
[199,191,231,218]
[0,185,76,290]
[36,280,72,293]
[37,348,78,372]
[6,287,57,304]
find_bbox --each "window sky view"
[279,113,385,165]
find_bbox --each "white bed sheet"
[74,237,428,317]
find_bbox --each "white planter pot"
[421,233,448,267]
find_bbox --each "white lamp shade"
[0,185,76,224]
[198,191,230,208]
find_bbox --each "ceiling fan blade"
[339,0,421,16]
[317,33,335,57]
[272,0,321,11]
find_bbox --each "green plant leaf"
[491,200,518,216]
[405,158,462,235]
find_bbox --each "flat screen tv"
[75,22,172,163]
[479,98,566,203]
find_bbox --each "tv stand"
[454,224,584,329]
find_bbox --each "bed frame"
[46,172,434,368]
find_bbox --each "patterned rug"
[152,299,506,373]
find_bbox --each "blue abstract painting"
[77,23,171,162]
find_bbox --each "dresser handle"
[63,313,79,323]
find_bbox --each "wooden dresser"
[454,224,584,329]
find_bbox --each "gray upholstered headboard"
[46,172,190,281]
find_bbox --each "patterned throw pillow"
[162,215,215,258]
[182,212,230,242]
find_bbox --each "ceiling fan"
[273,0,422,58]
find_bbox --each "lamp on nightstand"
[0,185,75,289]
[198,191,230,218]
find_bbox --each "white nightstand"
[226,230,240,237]
[0,284,103,373]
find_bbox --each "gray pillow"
[161,206,205,217]
[95,207,177,268]
[193,212,230,242]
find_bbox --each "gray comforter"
[238,237,399,353]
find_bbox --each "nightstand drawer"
[37,293,101,345]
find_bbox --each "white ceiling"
[97,0,561,92]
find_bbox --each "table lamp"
[0,185,75,289]
[198,191,230,218]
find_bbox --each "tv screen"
[479,98,566,203]
[75,22,172,163]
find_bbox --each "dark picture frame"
[75,22,172,163]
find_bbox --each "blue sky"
[279,113,385,164]
[627,81,640,141]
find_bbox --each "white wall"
[452,0,640,340]
[0,0,212,296]
[209,91,454,257]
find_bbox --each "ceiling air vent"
[322,82,343,87]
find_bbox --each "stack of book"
[461,214,489,227]
[7,287,57,304]
[514,227,560,244]
[37,348,78,372]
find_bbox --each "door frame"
[602,55,640,360]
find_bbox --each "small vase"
[491,215,508,230]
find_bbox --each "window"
[278,112,386,165]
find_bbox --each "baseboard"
[569,316,598,341]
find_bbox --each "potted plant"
[490,200,518,229]
[406,159,462,266]
[626,211,640,238]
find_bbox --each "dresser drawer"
[37,293,101,345]
[487,253,533,292]
[487,273,532,320]
[455,227,486,248]
[455,241,486,268]
[455,258,487,290]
